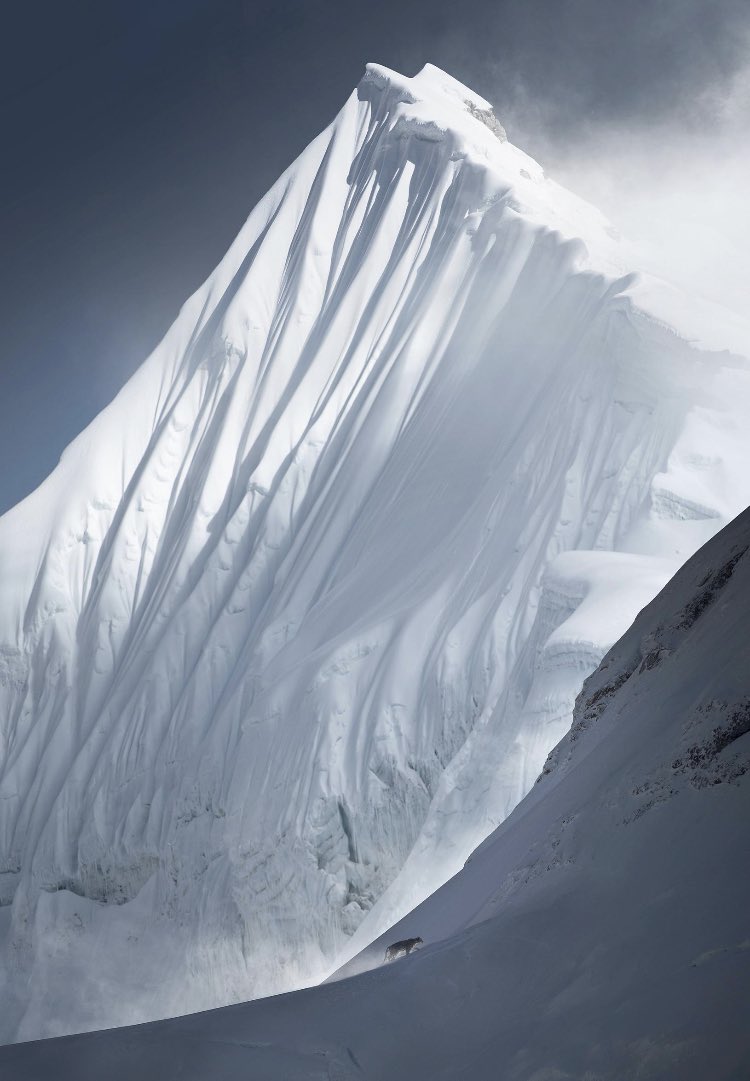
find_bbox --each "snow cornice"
[357,62,750,359]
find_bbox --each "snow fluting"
[0,62,749,1041]
[4,505,749,1079]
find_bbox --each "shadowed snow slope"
[3,507,749,1079]
[0,62,749,1041]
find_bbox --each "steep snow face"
[0,63,749,1041]
[4,509,750,1080]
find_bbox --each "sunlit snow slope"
[4,507,749,1079]
[0,63,749,1041]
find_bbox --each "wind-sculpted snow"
[0,63,749,1041]
[4,510,750,1080]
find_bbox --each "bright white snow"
[0,62,749,1041]
[3,506,749,1078]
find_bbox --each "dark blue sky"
[1,0,747,514]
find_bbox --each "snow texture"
[3,506,749,1078]
[0,62,749,1041]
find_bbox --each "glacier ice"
[5,503,750,1078]
[0,62,749,1041]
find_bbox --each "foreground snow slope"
[4,507,749,1080]
[1,62,749,1040]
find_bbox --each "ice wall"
[0,63,748,1040]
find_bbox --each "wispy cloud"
[452,8,750,319]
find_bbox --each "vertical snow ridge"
[0,63,749,1040]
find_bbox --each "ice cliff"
[5,498,750,1079]
[0,63,748,1040]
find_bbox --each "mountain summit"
[0,64,748,1041]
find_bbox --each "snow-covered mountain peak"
[360,62,564,209]
[0,62,749,1042]
[362,63,750,357]
[364,61,492,114]
[362,62,507,144]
